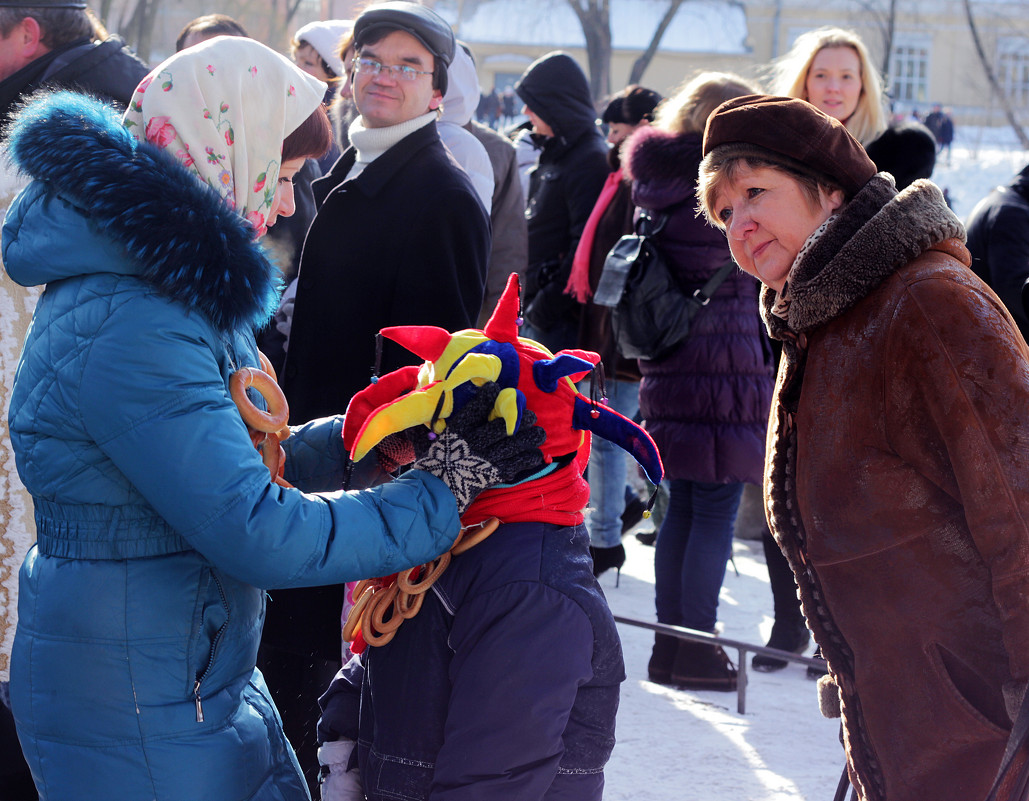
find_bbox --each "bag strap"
[636,209,669,238]
[985,689,1029,801]
[687,260,736,315]
[636,197,694,238]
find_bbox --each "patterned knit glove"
[409,382,546,513]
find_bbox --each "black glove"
[409,382,546,513]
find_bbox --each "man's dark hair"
[0,7,97,49]
[356,27,445,95]
[175,13,249,52]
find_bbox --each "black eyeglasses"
[354,57,432,82]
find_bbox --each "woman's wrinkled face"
[266,157,306,230]
[712,164,844,292]
[804,46,862,124]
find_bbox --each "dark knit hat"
[703,94,877,197]
[354,1,455,66]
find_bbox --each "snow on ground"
[933,133,1027,221]
[599,531,843,801]
[595,135,1029,801]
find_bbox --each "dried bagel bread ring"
[230,367,288,434]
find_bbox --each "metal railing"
[613,616,825,714]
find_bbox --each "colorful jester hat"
[342,273,663,525]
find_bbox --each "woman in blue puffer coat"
[622,72,775,692]
[3,37,537,801]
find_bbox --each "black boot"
[752,617,811,672]
[620,496,646,533]
[634,530,657,546]
[647,633,679,684]
[671,639,738,691]
[589,544,626,585]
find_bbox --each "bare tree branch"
[119,0,160,61]
[627,0,684,85]
[963,0,1029,148]
[563,0,611,101]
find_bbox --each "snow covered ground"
[597,135,1029,801]
[600,531,843,801]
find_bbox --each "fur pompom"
[817,672,841,718]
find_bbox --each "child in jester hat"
[316,273,663,801]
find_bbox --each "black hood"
[514,51,598,146]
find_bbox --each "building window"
[998,37,1029,108]
[889,37,930,106]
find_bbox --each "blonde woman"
[770,26,887,145]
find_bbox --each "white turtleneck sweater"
[345,111,437,182]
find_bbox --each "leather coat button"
[797,333,808,348]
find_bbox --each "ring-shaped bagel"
[368,585,404,635]
[258,350,277,383]
[230,367,289,433]
[342,585,374,642]
[451,517,500,555]
[397,590,425,620]
[396,552,450,595]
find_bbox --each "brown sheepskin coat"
[763,174,1029,801]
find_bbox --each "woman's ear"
[825,187,846,214]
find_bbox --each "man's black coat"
[282,121,490,425]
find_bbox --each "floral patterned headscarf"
[123,36,325,237]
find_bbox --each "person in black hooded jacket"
[514,51,608,353]
[966,163,1029,342]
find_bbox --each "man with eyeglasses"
[282,0,490,426]
[268,1,489,793]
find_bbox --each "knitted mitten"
[410,382,546,513]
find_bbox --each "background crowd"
[0,1,1027,800]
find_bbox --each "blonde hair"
[653,71,760,135]
[769,27,887,145]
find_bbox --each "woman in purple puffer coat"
[623,72,774,690]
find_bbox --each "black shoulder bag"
[593,208,735,361]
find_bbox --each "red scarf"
[460,450,591,528]
[565,169,624,303]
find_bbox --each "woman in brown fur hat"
[698,94,1029,801]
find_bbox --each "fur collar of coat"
[762,174,965,338]
[4,91,280,335]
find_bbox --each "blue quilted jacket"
[3,93,459,801]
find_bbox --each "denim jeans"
[654,480,743,632]
[579,378,640,548]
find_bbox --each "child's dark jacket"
[318,519,623,801]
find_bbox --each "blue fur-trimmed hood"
[2,91,280,334]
